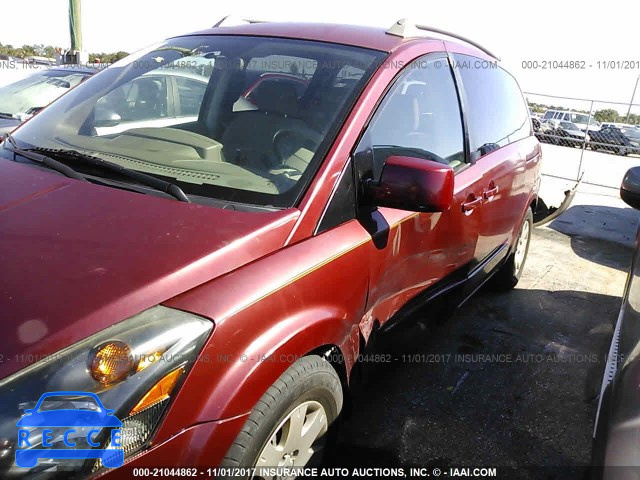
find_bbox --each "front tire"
[220,355,343,479]
[491,208,533,291]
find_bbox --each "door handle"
[483,185,499,200]
[462,196,482,214]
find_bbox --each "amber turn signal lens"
[90,341,133,385]
[130,366,185,415]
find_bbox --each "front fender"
[156,217,372,444]
[153,302,360,445]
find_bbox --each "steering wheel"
[272,127,323,166]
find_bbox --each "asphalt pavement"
[326,188,637,479]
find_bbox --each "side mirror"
[621,167,640,210]
[94,107,122,128]
[366,156,454,212]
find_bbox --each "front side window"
[356,53,466,181]
[2,36,384,208]
[95,75,169,135]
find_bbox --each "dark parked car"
[532,116,541,132]
[0,66,96,139]
[590,125,640,156]
[0,18,540,478]
[592,167,640,478]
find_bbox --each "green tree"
[89,51,129,63]
[19,45,36,57]
[594,109,619,123]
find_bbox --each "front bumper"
[96,413,249,479]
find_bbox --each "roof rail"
[386,18,500,61]
[213,15,268,28]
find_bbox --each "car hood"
[0,117,20,135]
[0,83,65,116]
[567,129,587,137]
[0,160,299,380]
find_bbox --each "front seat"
[221,81,308,169]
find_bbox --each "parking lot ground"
[327,188,637,478]
[537,143,640,190]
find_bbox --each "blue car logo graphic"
[15,391,123,469]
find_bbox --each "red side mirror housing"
[367,156,454,212]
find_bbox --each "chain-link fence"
[525,92,640,189]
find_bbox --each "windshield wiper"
[28,146,190,203]
[3,133,87,181]
[0,112,16,120]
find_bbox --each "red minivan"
[0,18,540,478]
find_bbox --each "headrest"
[137,78,162,98]
[252,81,298,117]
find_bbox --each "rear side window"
[453,54,530,159]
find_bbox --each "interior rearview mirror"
[366,156,454,212]
[621,167,640,210]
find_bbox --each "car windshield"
[569,113,590,125]
[2,36,384,208]
[624,128,640,140]
[0,69,92,116]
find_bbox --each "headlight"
[0,306,212,478]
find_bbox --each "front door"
[351,53,487,326]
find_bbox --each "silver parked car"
[0,66,96,138]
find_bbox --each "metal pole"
[578,100,594,181]
[69,0,82,64]
[626,74,640,124]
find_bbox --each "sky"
[2,0,640,113]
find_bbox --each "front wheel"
[490,208,533,291]
[220,355,343,479]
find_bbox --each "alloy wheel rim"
[254,400,328,480]
[514,219,530,275]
